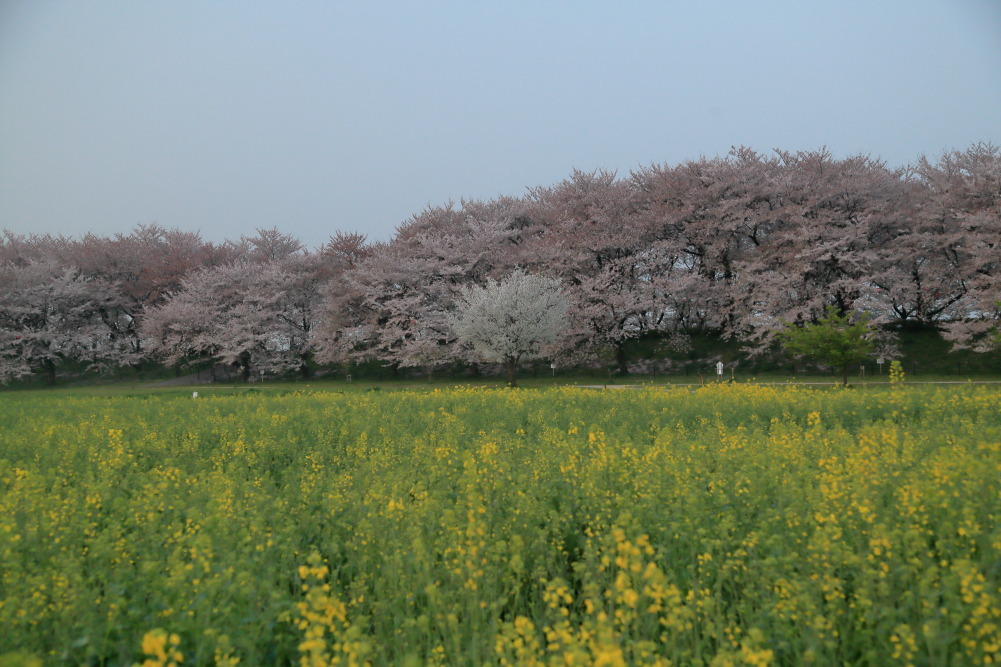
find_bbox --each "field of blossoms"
[1,383,1000,666]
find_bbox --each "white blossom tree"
[449,269,568,386]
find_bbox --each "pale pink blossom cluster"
[2,143,997,383]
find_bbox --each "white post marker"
[192,391,198,399]
[716,361,724,378]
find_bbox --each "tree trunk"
[239,352,252,382]
[615,342,629,376]
[42,358,56,385]
[505,358,518,387]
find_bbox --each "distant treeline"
[2,143,998,384]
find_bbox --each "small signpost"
[716,361,724,380]
[876,357,885,374]
[551,363,556,377]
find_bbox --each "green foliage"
[0,653,43,667]
[779,307,876,384]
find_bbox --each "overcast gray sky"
[1,1,999,250]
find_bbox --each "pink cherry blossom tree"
[729,150,908,352]
[920,143,1001,350]
[525,169,654,372]
[0,261,137,383]
[317,200,528,372]
[142,256,326,380]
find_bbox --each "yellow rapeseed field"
[1,383,999,665]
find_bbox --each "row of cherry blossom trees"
[1,143,998,383]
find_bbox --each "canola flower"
[137,629,183,667]
[0,384,999,664]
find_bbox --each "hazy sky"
[2,1,999,250]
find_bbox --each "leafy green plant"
[779,306,876,385]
